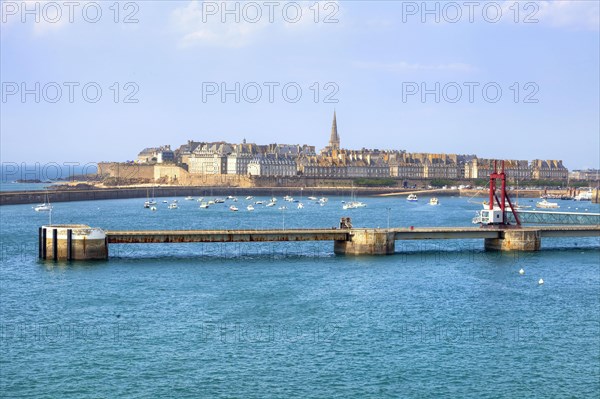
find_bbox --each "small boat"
[208,200,215,205]
[255,200,264,205]
[574,190,593,201]
[214,198,225,204]
[319,197,328,203]
[297,203,304,209]
[407,194,418,202]
[429,197,439,206]
[168,203,178,209]
[246,196,254,200]
[196,197,204,202]
[162,200,168,204]
[34,203,52,212]
[278,206,287,210]
[266,201,276,207]
[247,205,255,211]
[270,197,277,203]
[173,200,178,203]
[199,202,209,209]
[308,196,318,201]
[284,195,294,202]
[34,192,53,212]
[343,201,367,210]
[229,206,238,212]
[150,206,157,211]
[227,195,236,200]
[536,199,560,209]
[144,187,157,208]
[185,196,194,201]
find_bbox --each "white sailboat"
[342,186,366,209]
[144,187,157,208]
[34,192,53,212]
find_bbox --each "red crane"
[488,160,521,226]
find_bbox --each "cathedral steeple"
[328,110,340,150]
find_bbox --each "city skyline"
[2,1,599,169]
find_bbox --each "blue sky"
[1,0,599,169]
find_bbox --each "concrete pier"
[37,221,599,260]
[484,229,541,251]
[39,225,108,261]
[334,230,396,255]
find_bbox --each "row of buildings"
[136,112,571,181]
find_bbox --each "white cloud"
[170,0,341,48]
[0,0,70,35]
[170,1,266,48]
[353,61,476,73]
[502,0,599,31]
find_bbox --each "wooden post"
[42,228,47,259]
[52,228,58,261]
[67,229,73,261]
[38,227,43,259]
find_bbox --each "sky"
[1,0,599,169]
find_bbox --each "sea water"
[1,196,598,398]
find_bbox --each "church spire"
[328,110,340,150]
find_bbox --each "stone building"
[569,169,599,181]
[247,157,297,177]
[530,160,568,180]
[188,142,232,174]
[465,158,530,180]
[136,145,174,164]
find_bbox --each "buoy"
[538,278,544,285]
[519,268,525,275]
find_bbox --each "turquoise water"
[1,196,599,398]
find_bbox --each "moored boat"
[343,201,367,210]
[536,199,560,209]
[407,194,418,202]
[34,192,53,212]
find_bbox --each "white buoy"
[519,268,525,275]
[538,278,544,285]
